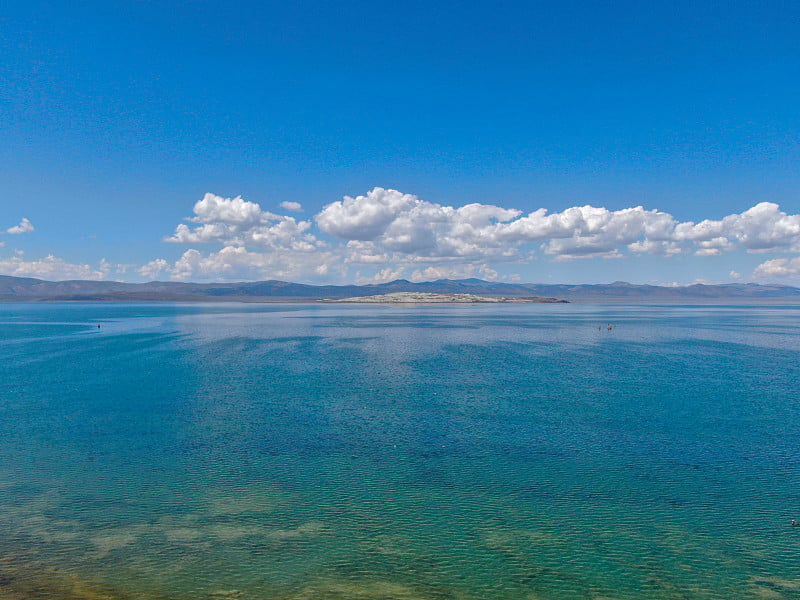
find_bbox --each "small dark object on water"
[792,520,799,527]
[97,324,101,329]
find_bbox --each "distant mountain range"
[2,275,800,302]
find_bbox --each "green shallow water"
[1,302,800,599]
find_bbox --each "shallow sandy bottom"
[0,558,122,600]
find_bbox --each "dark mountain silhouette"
[1,275,799,302]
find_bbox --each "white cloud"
[318,189,800,264]
[280,201,303,212]
[753,257,800,279]
[166,193,321,252]
[6,218,34,234]
[319,188,528,259]
[143,246,343,282]
[693,237,735,256]
[674,203,800,252]
[627,240,682,255]
[155,192,337,281]
[408,264,499,282]
[0,252,109,280]
[192,193,266,225]
[147,189,800,283]
[355,263,502,284]
[138,258,171,280]
[316,188,420,241]
[355,267,408,284]
[316,190,682,261]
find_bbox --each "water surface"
[1,302,800,599]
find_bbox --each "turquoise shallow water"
[1,302,800,599]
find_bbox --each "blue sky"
[1,0,799,284]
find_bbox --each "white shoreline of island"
[326,292,568,304]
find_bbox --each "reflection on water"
[2,303,800,599]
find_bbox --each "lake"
[1,302,799,599]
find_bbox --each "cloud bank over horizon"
[140,188,800,284]
[2,191,800,284]
[0,253,111,281]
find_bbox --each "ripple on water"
[4,303,800,599]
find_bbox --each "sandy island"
[329,292,567,304]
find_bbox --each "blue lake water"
[1,302,800,599]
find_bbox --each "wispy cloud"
[280,201,303,212]
[6,218,35,235]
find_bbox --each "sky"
[1,0,799,285]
